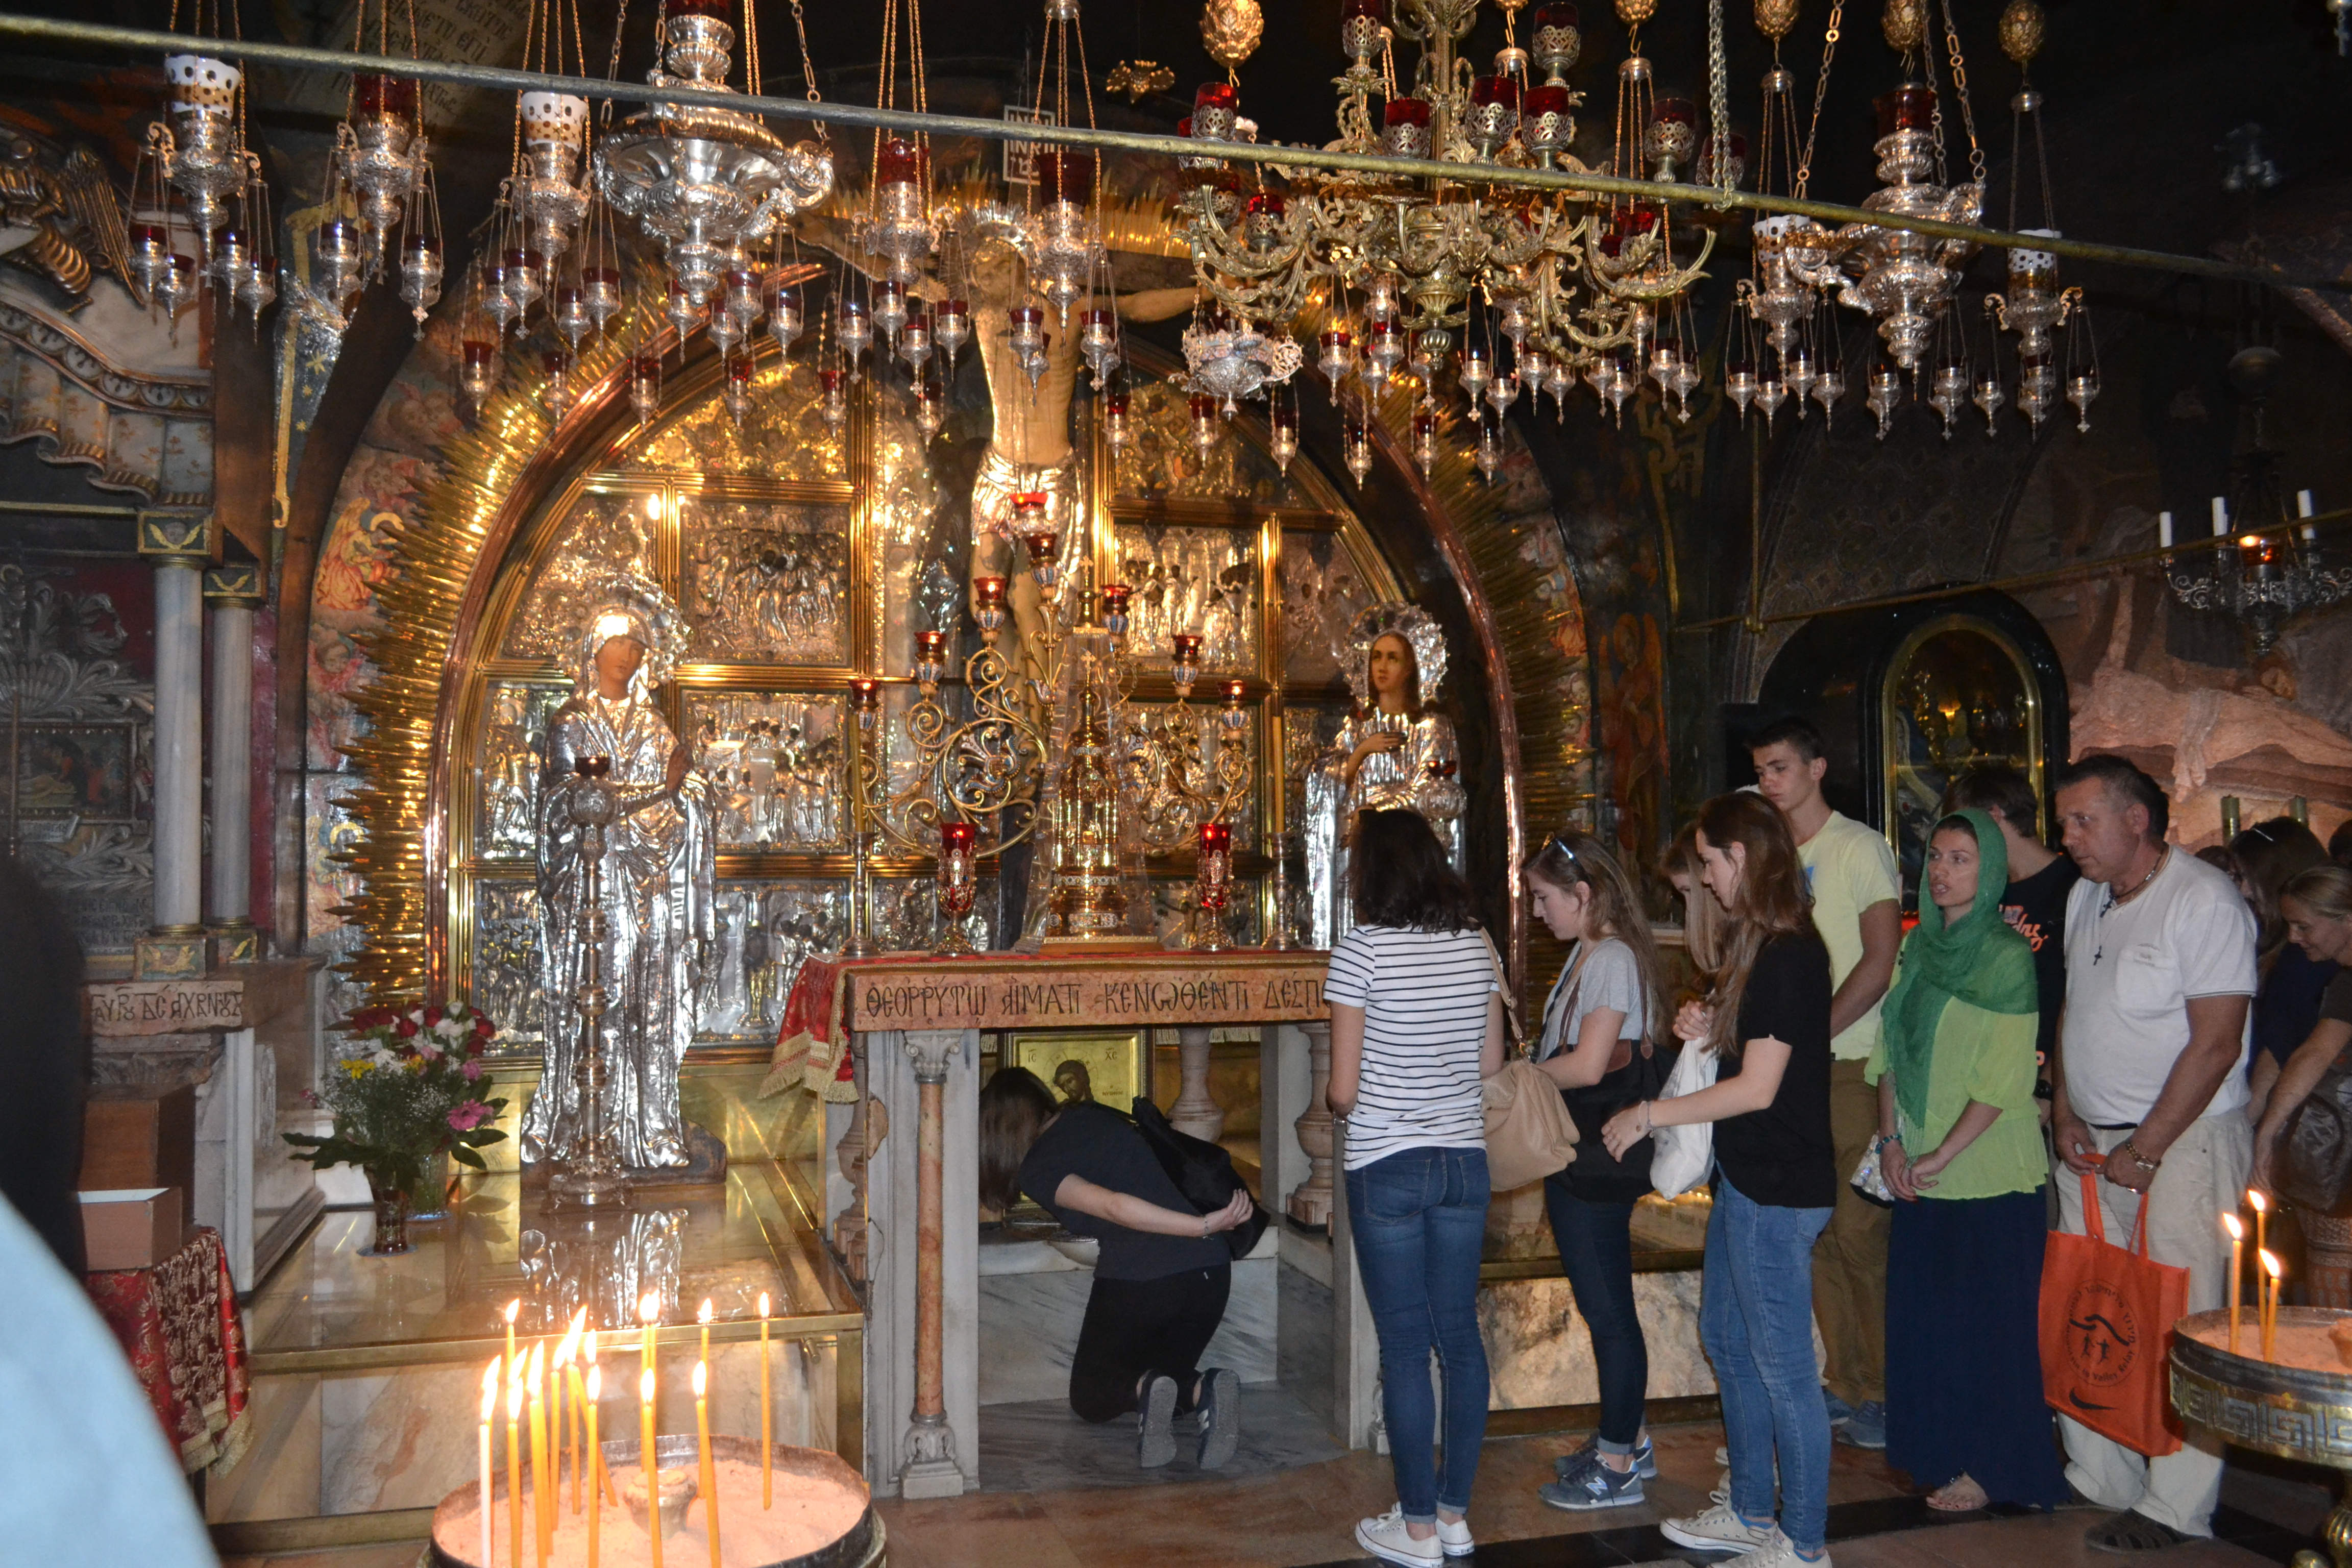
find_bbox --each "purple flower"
[448,1100,495,1133]
[461,1058,484,1082]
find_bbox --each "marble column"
[135,513,215,980]
[1287,1020,1335,1227]
[204,562,264,965]
[1168,1025,1225,1142]
[897,1031,963,1499]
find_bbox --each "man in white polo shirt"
[2048,755,2255,1553]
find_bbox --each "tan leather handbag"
[1474,928,1579,1191]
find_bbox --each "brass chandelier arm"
[9,14,2347,297]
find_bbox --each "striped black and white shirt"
[1325,924,1500,1171]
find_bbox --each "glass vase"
[364,1173,413,1257]
[408,1149,453,1221]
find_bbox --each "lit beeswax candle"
[2223,1213,2245,1354]
[528,1341,551,1567]
[504,1297,521,1378]
[2250,1188,2270,1268]
[2261,1248,2284,1361]
[584,1365,602,1568]
[640,1366,663,1568]
[694,1360,720,1568]
[758,1291,773,1509]
[555,1313,584,1515]
[506,1359,526,1568]
[479,1357,500,1568]
[697,1298,713,1375]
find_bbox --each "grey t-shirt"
[1538,937,1648,1061]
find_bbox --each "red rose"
[395,1017,420,1038]
[424,1004,444,1027]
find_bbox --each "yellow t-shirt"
[1798,810,1900,1061]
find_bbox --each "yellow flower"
[342,1060,372,1079]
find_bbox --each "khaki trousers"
[1813,1058,1889,1407]
[2054,1113,2250,1538]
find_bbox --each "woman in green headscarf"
[1866,810,2065,1515]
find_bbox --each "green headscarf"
[1882,807,2040,1126]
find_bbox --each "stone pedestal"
[1288,1021,1336,1228]
[1168,1024,1224,1142]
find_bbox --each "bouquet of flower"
[285,1001,510,1198]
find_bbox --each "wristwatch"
[2115,1138,2162,1175]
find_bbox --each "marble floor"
[219,1420,2321,1568]
[977,1385,1345,1493]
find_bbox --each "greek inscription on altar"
[848,962,1326,1033]
[87,979,247,1036]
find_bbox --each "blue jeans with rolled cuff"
[1346,1145,1492,1524]
[1702,1173,1834,1556]
[1542,1180,1647,1451]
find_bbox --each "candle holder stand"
[547,756,630,1210]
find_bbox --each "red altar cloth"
[85,1226,252,1475]
[766,947,1330,1101]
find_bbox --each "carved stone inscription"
[844,959,1328,1034]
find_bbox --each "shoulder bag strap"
[2078,1171,2109,1247]
[1476,927,1528,1053]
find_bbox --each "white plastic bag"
[1648,1040,1719,1199]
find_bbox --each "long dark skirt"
[1885,1188,2068,1508]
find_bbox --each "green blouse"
[1864,992,2047,1201]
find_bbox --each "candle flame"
[757,1291,771,1319]
[526,1339,546,1391]
[587,1365,602,1401]
[640,1367,656,1405]
[2223,1213,2245,1240]
[2262,1248,2284,1279]
[2250,1189,2270,1214]
[505,1298,521,1326]
[693,1360,708,1399]
[554,1313,585,1368]
[481,1357,501,1421]
[583,1327,598,1364]
[697,1298,713,1326]
[639,1292,661,1326]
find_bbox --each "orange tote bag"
[2040,1172,2189,1456]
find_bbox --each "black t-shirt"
[1558,1048,1671,1204]
[1018,1102,1232,1282]
[2001,854,2079,1075]
[2256,944,2341,1067]
[1712,929,1836,1210]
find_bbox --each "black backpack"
[1128,1096,1271,1260]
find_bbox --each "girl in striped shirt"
[1327,808,1504,1566]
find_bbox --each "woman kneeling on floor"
[978,1066,1255,1468]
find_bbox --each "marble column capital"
[137,510,218,565]
[900,1029,966,1084]
[202,561,266,608]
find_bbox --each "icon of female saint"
[525,575,718,1171]
[1303,604,1466,949]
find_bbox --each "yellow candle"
[640,1366,663,1568]
[639,1291,660,1393]
[697,1297,713,1375]
[554,1312,585,1516]
[2223,1214,2245,1354]
[694,1359,720,1568]
[584,1365,603,1568]
[506,1361,526,1568]
[479,1358,500,1568]
[2260,1248,2284,1361]
[528,1341,552,1568]
[758,1291,773,1510]
[504,1297,521,1380]
[2250,1188,2270,1267]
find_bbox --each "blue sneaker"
[1823,1388,1856,1427]
[1555,1435,1657,1482]
[1836,1401,1886,1451]
[1541,1459,1645,1511]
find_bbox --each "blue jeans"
[1346,1146,1491,1523]
[1543,1180,1647,1449]
[1703,1175,1834,1555]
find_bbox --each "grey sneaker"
[1823,1388,1856,1427]
[1836,1401,1886,1451]
[1195,1367,1240,1469]
[1542,1460,1645,1511]
[1554,1435,1657,1482]
[1661,1501,1779,1555]
[1137,1374,1179,1468]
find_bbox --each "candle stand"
[2173,1306,2352,1568]
[548,757,630,1210]
[428,1435,880,1568]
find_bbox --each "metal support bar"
[0,13,2343,296]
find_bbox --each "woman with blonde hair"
[1525,830,1671,1511]
[2252,866,2352,1305]
[2232,819,2336,1120]
[1603,793,1835,1568]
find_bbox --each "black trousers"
[1067,1264,1232,1423]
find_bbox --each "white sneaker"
[1355,1506,1444,1566]
[1435,1516,1475,1558]
[1661,1501,1779,1555]
[1723,1527,1831,1568]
